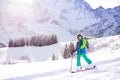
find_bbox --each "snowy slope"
[0,47,120,80]
[0,48,7,64]
[5,43,64,64]
[88,35,120,52]
[0,35,120,80]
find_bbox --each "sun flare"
[14,0,34,4]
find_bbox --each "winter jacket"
[76,38,87,54]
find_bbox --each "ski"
[70,66,96,73]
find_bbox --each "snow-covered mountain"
[0,0,120,44]
[82,5,120,37]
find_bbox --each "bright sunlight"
[14,0,34,4]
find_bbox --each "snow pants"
[76,53,92,66]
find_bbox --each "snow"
[0,48,8,64]
[0,48,120,80]
[0,35,120,80]
[5,43,63,63]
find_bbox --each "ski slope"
[0,35,120,80]
[0,48,120,80]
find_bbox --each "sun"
[14,0,34,4]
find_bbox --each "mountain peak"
[98,6,104,9]
[74,0,92,10]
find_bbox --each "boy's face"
[77,36,82,40]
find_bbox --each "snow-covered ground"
[5,43,63,63]
[0,48,120,80]
[0,35,120,80]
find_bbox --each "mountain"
[81,6,120,37]
[0,0,76,44]
[0,8,36,44]
[0,0,120,44]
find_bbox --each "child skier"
[73,34,93,71]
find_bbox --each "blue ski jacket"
[75,38,86,54]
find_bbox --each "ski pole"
[80,59,82,70]
[70,53,74,71]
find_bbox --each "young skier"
[73,34,93,71]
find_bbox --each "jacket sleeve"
[80,39,86,49]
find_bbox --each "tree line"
[9,34,58,47]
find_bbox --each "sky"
[12,0,120,9]
[85,0,120,9]
[0,0,120,9]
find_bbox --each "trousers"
[77,53,92,66]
